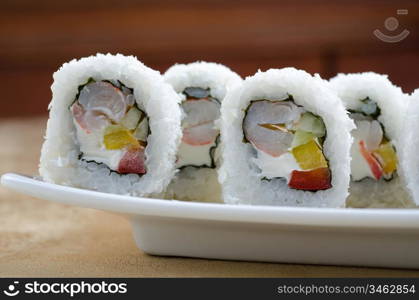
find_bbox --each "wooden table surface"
[0,117,418,277]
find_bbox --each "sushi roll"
[330,72,414,208]
[219,68,354,207]
[40,53,182,196]
[164,62,241,202]
[399,89,419,206]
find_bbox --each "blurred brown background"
[1,0,418,118]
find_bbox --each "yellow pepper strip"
[291,139,328,170]
[104,124,140,150]
[373,142,398,175]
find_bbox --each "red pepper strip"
[288,167,332,191]
[117,147,146,174]
[359,140,383,180]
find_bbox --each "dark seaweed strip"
[102,79,119,88]
[209,96,221,105]
[262,176,329,194]
[78,152,145,177]
[71,78,134,109]
[134,113,151,141]
[183,87,211,99]
[208,134,220,168]
[69,77,96,109]
[120,83,149,137]
[103,79,134,94]
[130,101,149,140]
[102,79,135,95]
[347,98,381,119]
[352,172,395,183]
[182,87,221,105]
[361,97,381,119]
[118,80,134,93]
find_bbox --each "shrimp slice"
[243,100,302,157]
[181,98,220,146]
[352,119,382,151]
[78,81,127,123]
[350,118,385,180]
[71,102,89,132]
[71,102,108,133]
[182,121,218,146]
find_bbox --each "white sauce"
[252,149,301,182]
[73,120,124,170]
[176,139,217,168]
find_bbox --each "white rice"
[219,68,354,207]
[39,53,182,196]
[399,89,419,206]
[164,61,242,202]
[329,72,415,208]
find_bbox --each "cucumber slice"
[360,98,380,118]
[121,106,142,130]
[134,117,149,142]
[291,130,315,148]
[183,87,210,99]
[296,112,325,137]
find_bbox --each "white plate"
[1,173,419,269]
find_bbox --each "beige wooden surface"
[0,117,418,277]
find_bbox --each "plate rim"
[1,172,419,230]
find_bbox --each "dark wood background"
[1,0,418,117]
